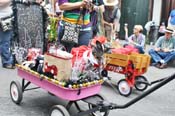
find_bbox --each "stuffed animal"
[13,47,28,64]
[43,62,58,79]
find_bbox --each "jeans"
[0,29,13,66]
[58,25,92,52]
[135,45,145,54]
[148,49,175,64]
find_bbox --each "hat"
[170,9,175,25]
[164,27,174,34]
[103,0,118,6]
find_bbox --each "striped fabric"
[59,0,90,26]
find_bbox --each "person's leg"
[152,51,171,69]
[78,30,93,46]
[104,25,111,42]
[163,51,175,64]
[57,25,64,44]
[148,49,162,63]
[135,45,145,54]
[92,28,97,38]
[0,30,13,67]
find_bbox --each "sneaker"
[160,59,165,64]
[3,64,16,69]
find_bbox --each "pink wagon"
[10,1,108,115]
[10,65,108,116]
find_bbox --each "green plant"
[48,17,59,42]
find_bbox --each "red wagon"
[104,53,151,96]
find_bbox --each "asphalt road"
[0,59,175,116]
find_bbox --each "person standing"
[100,0,120,42]
[148,27,175,69]
[89,0,104,37]
[0,0,15,69]
[58,0,93,52]
[168,9,175,36]
[158,22,166,37]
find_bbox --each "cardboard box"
[44,53,72,81]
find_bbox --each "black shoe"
[3,64,16,69]
[154,62,161,68]
[159,63,168,69]
[150,63,157,66]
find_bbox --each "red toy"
[43,62,58,78]
[105,53,151,96]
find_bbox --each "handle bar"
[74,73,175,116]
[112,73,175,109]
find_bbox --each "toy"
[104,52,151,96]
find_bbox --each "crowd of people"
[0,0,175,70]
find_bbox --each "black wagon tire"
[49,105,70,116]
[117,79,132,97]
[10,81,23,104]
[88,94,109,116]
[135,76,148,91]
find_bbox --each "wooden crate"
[129,53,150,72]
[104,53,150,72]
[104,53,129,67]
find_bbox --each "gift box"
[43,53,72,81]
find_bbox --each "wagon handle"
[113,73,175,109]
[101,73,175,110]
[74,73,175,116]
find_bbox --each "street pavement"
[0,50,175,116]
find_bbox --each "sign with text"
[13,2,47,52]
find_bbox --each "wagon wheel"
[88,94,109,116]
[134,76,148,91]
[49,105,70,116]
[117,79,132,97]
[10,81,23,104]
